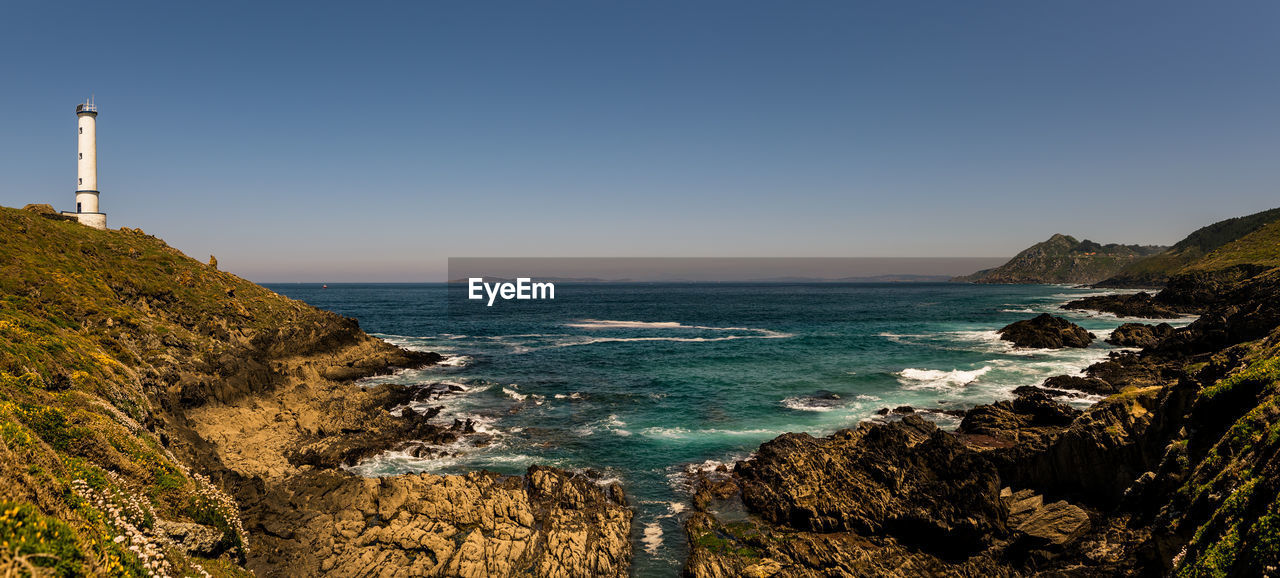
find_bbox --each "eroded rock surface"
[249,467,632,577]
[958,390,1081,445]
[735,416,1007,557]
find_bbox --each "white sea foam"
[499,384,544,405]
[553,392,584,400]
[896,366,992,389]
[386,379,488,419]
[1043,289,1144,301]
[780,396,839,412]
[642,426,791,440]
[636,501,691,556]
[878,331,924,344]
[1058,307,1201,325]
[642,523,664,555]
[855,394,881,401]
[576,414,630,437]
[665,455,753,494]
[453,413,502,436]
[567,319,696,330]
[436,355,473,367]
[566,319,778,331]
[561,319,793,343]
[551,333,793,347]
[343,437,554,477]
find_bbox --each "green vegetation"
[1100,206,1280,286]
[1200,356,1280,403]
[1175,350,1280,576]
[0,501,84,576]
[954,233,1165,284]
[691,528,762,560]
[1185,219,1280,273]
[0,204,349,576]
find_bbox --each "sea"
[265,282,1195,576]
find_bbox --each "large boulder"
[1107,322,1175,348]
[22,203,58,215]
[156,520,226,557]
[22,203,76,221]
[1002,488,1091,548]
[734,416,1007,557]
[999,314,1095,348]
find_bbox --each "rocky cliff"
[686,261,1280,576]
[954,234,1165,285]
[0,206,631,577]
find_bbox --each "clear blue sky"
[2,1,1278,281]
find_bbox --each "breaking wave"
[896,366,992,389]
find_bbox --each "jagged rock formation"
[958,390,1081,445]
[954,234,1165,284]
[252,467,631,577]
[998,313,1095,348]
[736,416,1007,556]
[686,263,1280,576]
[0,206,632,577]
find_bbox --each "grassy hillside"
[954,233,1165,284]
[1183,218,1280,273]
[1098,207,1280,287]
[0,205,373,576]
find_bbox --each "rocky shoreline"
[0,207,633,577]
[6,204,1280,576]
[681,267,1280,576]
[182,332,635,577]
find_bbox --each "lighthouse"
[73,97,106,229]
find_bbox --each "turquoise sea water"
[267,282,1193,576]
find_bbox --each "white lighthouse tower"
[73,97,107,229]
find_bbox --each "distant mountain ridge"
[1096,207,1280,287]
[953,234,1166,284]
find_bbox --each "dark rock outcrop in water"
[687,262,1280,576]
[998,313,1095,348]
[1063,291,1186,318]
[1108,322,1175,348]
